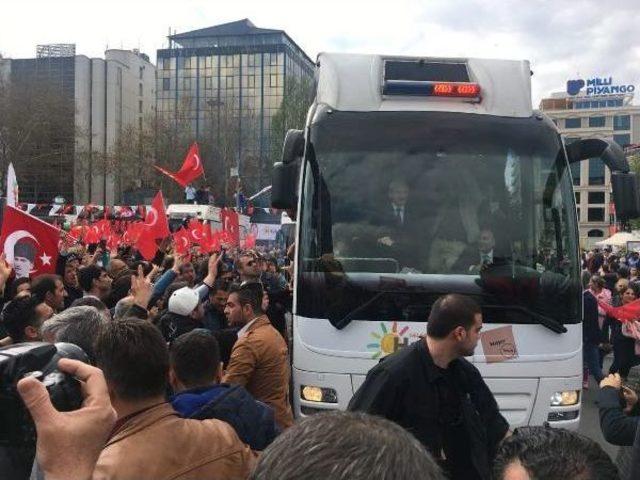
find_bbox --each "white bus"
[271,53,640,430]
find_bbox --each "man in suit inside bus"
[379,179,412,230]
[453,226,507,274]
[375,179,419,268]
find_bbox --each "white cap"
[168,287,200,316]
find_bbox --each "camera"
[0,342,87,447]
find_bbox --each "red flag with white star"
[220,208,240,246]
[154,143,204,188]
[173,228,191,255]
[122,222,144,246]
[597,296,640,323]
[200,224,221,253]
[106,233,121,252]
[95,219,112,239]
[136,235,158,261]
[143,191,170,240]
[0,205,60,279]
[84,224,101,245]
[187,218,204,244]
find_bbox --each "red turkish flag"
[154,143,204,188]
[597,296,640,323]
[200,224,221,253]
[122,222,144,245]
[187,218,204,244]
[243,233,256,249]
[84,224,101,245]
[95,219,111,239]
[219,230,233,247]
[0,206,60,279]
[220,209,240,246]
[143,191,170,240]
[173,228,191,255]
[136,235,158,261]
[106,234,120,252]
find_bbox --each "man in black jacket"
[169,329,279,450]
[159,286,206,343]
[598,372,639,446]
[348,294,509,480]
[631,422,640,480]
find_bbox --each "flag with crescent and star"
[144,191,171,239]
[220,208,240,246]
[0,205,60,279]
[187,218,204,244]
[123,222,145,246]
[84,224,101,245]
[153,142,204,188]
[173,228,191,255]
[200,223,221,253]
[136,234,158,261]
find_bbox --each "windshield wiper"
[330,291,389,330]
[483,305,567,334]
[331,292,567,334]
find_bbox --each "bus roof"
[315,52,533,118]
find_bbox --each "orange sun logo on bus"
[367,321,410,359]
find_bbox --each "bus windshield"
[297,110,581,327]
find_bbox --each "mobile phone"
[620,384,634,406]
[101,250,110,268]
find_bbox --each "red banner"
[0,206,60,278]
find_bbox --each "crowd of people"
[582,247,640,385]
[184,184,216,206]
[579,246,640,479]
[0,234,639,479]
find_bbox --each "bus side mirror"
[272,129,304,210]
[566,137,640,220]
[611,172,640,220]
[566,138,628,172]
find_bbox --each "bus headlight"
[301,385,338,403]
[550,390,580,406]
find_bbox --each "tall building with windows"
[0,47,156,204]
[156,19,314,198]
[540,82,640,247]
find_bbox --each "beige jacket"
[93,403,257,480]
[224,315,294,429]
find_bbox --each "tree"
[269,76,314,168]
[0,76,77,202]
[98,95,195,205]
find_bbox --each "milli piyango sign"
[567,77,635,96]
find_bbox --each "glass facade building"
[7,56,77,202]
[156,19,314,197]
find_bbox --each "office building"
[540,78,640,247]
[0,45,156,204]
[156,19,314,198]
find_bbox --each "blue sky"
[1,0,638,104]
